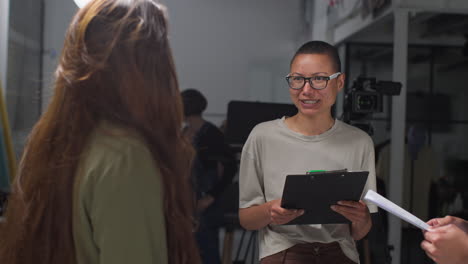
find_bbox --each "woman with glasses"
[0,1,200,264]
[238,41,377,263]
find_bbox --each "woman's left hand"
[331,200,372,240]
[197,195,215,213]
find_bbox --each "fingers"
[427,218,441,227]
[331,205,362,216]
[332,207,367,222]
[271,213,302,224]
[267,199,305,225]
[270,209,304,225]
[428,223,459,238]
[331,200,369,222]
[336,200,366,208]
[424,224,455,245]
[424,228,441,243]
[430,216,456,227]
[420,240,433,252]
[420,240,437,262]
[271,206,301,216]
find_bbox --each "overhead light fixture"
[74,0,90,8]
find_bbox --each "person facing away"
[0,1,200,264]
[238,40,378,264]
[421,215,468,264]
[181,89,238,264]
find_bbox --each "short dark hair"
[291,41,341,72]
[181,89,207,116]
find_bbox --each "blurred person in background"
[182,89,238,264]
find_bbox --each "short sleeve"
[239,129,266,209]
[87,142,168,264]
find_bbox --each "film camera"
[343,76,402,135]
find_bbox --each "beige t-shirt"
[239,117,378,263]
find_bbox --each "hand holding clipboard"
[268,199,305,225]
[280,170,369,225]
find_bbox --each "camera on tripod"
[343,76,402,135]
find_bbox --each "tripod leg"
[234,229,247,261]
[222,229,234,264]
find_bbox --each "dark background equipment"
[222,101,297,263]
[225,101,297,147]
[406,92,452,133]
[342,76,402,135]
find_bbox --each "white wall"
[42,0,305,125]
[7,0,44,156]
[0,0,9,91]
[400,0,468,11]
[311,0,331,42]
[311,0,394,44]
[162,0,304,125]
[42,0,77,111]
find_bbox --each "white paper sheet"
[364,190,430,231]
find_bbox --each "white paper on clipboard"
[364,190,430,231]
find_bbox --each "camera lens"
[352,91,381,113]
[357,94,377,111]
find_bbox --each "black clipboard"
[280,171,369,225]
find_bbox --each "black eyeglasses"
[285,72,341,90]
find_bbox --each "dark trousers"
[196,203,222,264]
[196,224,221,264]
[260,242,357,264]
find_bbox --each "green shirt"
[73,122,168,264]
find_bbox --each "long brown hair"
[0,0,200,263]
